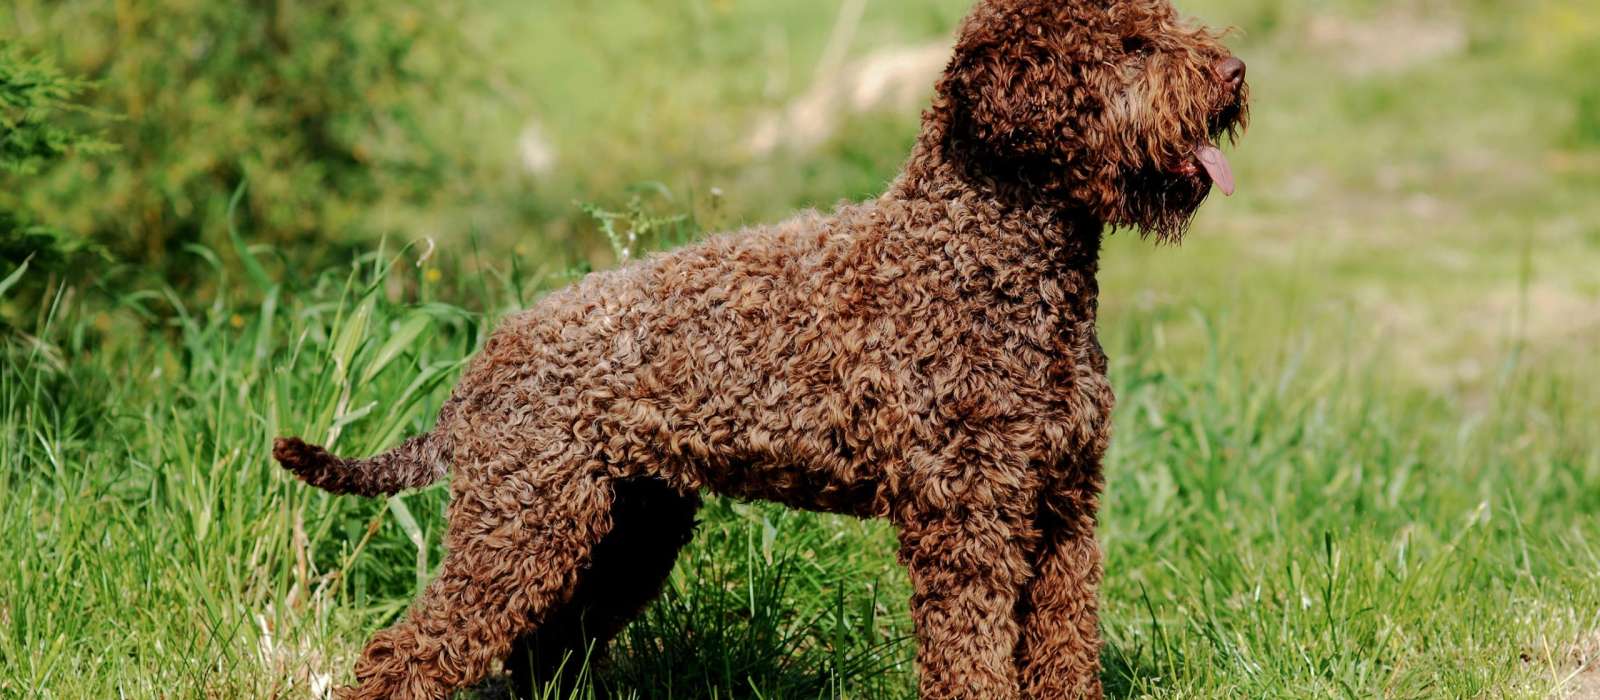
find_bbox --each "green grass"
[6,237,1597,699]
[4,0,1600,697]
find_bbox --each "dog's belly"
[594,388,892,518]
[696,457,886,518]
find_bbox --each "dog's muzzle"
[1192,56,1247,196]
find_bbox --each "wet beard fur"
[1118,168,1211,243]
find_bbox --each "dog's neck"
[867,131,1105,332]
[882,123,1105,274]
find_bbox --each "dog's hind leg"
[335,459,616,700]
[504,478,701,699]
[1016,487,1103,700]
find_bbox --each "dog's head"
[934,0,1249,241]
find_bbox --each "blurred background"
[3,0,1599,698]
[5,0,1598,383]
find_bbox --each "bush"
[3,0,472,271]
[0,47,110,316]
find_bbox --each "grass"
[4,0,1600,697]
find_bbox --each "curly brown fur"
[275,1,1248,697]
[273,432,450,497]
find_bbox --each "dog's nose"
[1214,56,1246,90]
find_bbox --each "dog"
[275,0,1247,697]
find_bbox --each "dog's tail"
[272,430,450,497]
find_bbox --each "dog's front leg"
[1016,488,1103,699]
[898,509,1033,700]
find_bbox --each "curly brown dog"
[274,0,1248,697]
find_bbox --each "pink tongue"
[1195,145,1235,196]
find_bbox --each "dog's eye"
[1121,37,1153,57]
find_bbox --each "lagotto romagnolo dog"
[274,0,1248,697]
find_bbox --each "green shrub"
[3,0,472,270]
[0,47,110,321]
[0,47,112,327]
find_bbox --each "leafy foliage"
[0,48,110,277]
[0,49,104,176]
[3,0,472,268]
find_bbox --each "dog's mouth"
[1193,143,1234,196]
[1170,142,1235,196]
[1177,141,1235,196]
[1174,87,1247,196]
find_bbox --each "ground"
[2,0,1599,697]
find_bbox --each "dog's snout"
[1214,57,1246,90]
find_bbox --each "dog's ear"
[937,3,1098,175]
